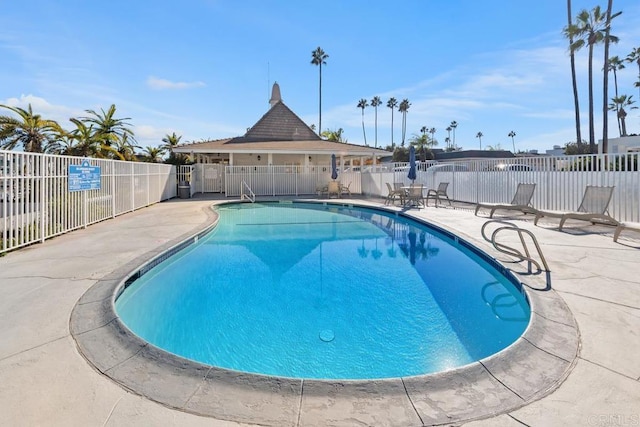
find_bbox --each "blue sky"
[1,0,639,154]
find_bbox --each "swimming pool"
[116,202,530,380]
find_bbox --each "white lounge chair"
[534,185,618,231]
[475,183,537,218]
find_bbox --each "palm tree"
[565,0,583,150]
[601,0,620,154]
[140,146,166,163]
[370,96,381,148]
[476,132,483,150]
[161,132,184,164]
[508,130,517,153]
[310,47,329,134]
[320,128,346,143]
[609,95,636,137]
[81,104,135,158]
[445,126,452,150]
[398,99,410,146]
[444,136,451,150]
[113,134,139,161]
[627,47,640,104]
[357,98,368,145]
[449,121,458,146]
[0,104,62,152]
[429,128,436,146]
[606,56,626,135]
[67,118,100,157]
[409,131,437,161]
[386,97,398,148]
[564,6,619,153]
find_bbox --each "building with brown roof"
[173,83,389,168]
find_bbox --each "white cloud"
[1,94,82,124]
[146,76,206,90]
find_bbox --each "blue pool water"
[116,202,530,380]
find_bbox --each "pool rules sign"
[69,160,101,192]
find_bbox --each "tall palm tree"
[81,104,135,158]
[398,99,410,147]
[606,56,626,135]
[429,128,436,146]
[449,121,458,146]
[601,0,620,154]
[386,97,398,148]
[476,132,483,150]
[565,0,583,149]
[310,47,329,134]
[0,104,62,152]
[508,130,517,153]
[564,6,619,153]
[609,95,636,137]
[357,98,368,145]
[627,47,640,103]
[370,96,381,148]
[444,136,451,150]
[445,126,452,149]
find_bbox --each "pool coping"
[70,200,579,427]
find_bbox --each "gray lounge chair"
[534,185,618,231]
[475,183,537,218]
[385,182,404,205]
[425,182,451,207]
[613,222,640,242]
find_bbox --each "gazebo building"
[173,83,388,197]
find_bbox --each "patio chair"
[340,182,352,197]
[613,222,640,242]
[405,184,425,208]
[475,183,537,218]
[385,182,404,205]
[425,182,451,207]
[534,185,619,231]
[327,181,341,198]
[316,182,328,197]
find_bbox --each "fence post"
[40,154,46,243]
[130,162,135,212]
[111,160,116,218]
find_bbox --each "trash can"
[178,181,191,199]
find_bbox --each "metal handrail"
[481,220,550,273]
[240,180,255,203]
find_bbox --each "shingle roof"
[244,101,319,141]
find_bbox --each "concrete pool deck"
[0,195,638,426]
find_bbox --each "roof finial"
[269,82,281,108]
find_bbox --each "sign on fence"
[69,160,101,191]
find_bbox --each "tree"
[449,121,458,146]
[476,131,483,150]
[311,47,329,134]
[161,132,186,164]
[564,5,620,153]
[357,98,368,145]
[0,104,62,152]
[564,141,591,155]
[409,131,437,161]
[320,128,347,143]
[370,96,382,148]
[508,130,517,153]
[485,143,502,151]
[565,0,583,150]
[606,56,626,135]
[81,104,135,158]
[398,99,411,147]
[429,128,436,146]
[113,133,138,161]
[609,95,636,137]
[601,0,619,154]
[139,146,166,163]
[386,97,398,148]
[627,47,640,103]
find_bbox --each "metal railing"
[1,150,176,254]
[240,180,255,203]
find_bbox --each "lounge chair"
[613,222,640,242]
[475,183,537,218]
[425,182,451,207]
[405,184,425,208]
[316,183,328,197]
[327,181,341,198]
[340,182,351,197]
[385,182,404,205]
[534,185,618,231]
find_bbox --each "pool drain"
[319,329,335,342]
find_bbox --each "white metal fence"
[363,154,640,223]
[1,150,176,254]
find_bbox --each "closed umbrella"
[408,146,417,182]
[331,154,338,180]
